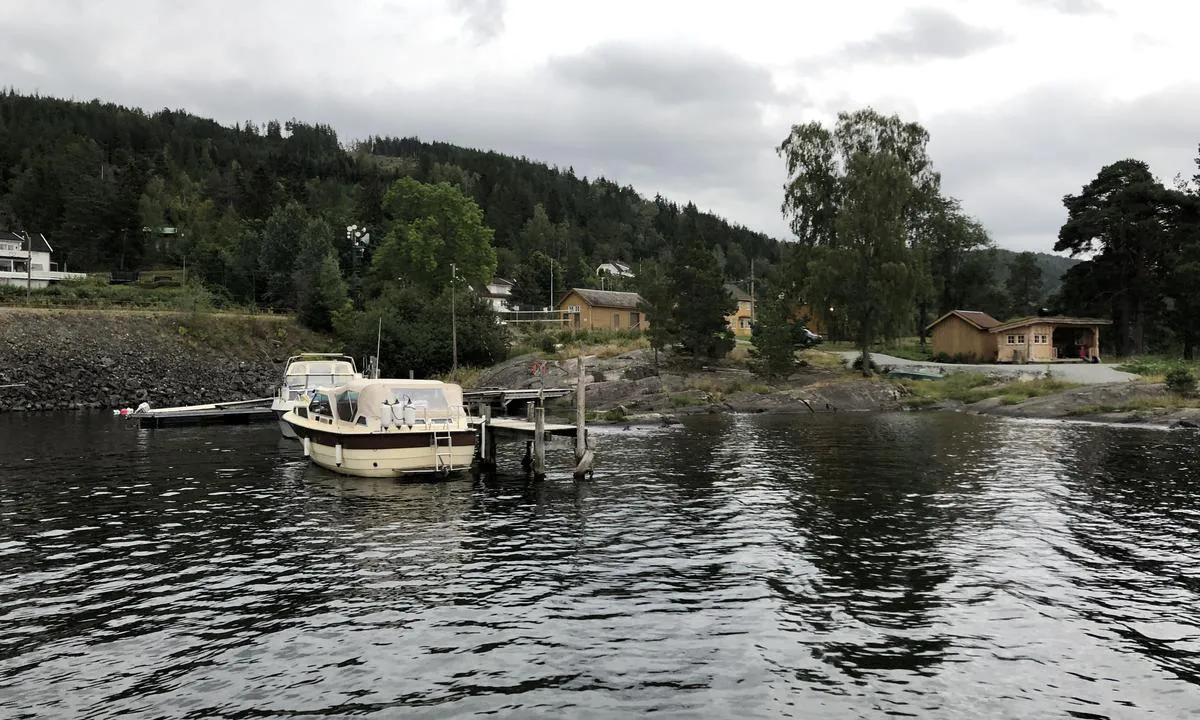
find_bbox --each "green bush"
[1165,366,1197,395]
[539,333,558,354]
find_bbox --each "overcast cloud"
[0,0,1196,254]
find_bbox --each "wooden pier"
[469,356,593,479]
[463,387,573,414]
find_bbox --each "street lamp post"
[450,263,459,373]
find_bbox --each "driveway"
[832,351,1139,385]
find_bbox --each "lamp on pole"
[450,262,459,373]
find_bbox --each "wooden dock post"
[532,406,547,479]
[572,351,594,479]
[575,352,586,462]
[478,404,495,473]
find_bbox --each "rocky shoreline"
[0,309,332,413]
[475,347,1200,431]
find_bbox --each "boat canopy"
[317,379,465,424]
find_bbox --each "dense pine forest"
[0,91,777,293]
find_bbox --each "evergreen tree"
[749,287,796,378]
[666,204,736,360]
[296,250,350,332]
[1005,251,1044,317]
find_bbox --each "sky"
[2,0,1198,254]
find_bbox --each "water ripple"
[1,412,1198,718]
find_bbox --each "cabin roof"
[989,316,1112,333]
[0,230,53,254]
[925,309,1001,332]
[724,283,753,302]
[566,287,646,309]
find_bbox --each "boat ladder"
[432,428,455,472]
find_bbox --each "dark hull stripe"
[287,422,476,450]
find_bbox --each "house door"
[611,313,620,329]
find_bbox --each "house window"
[567,304,580,313]
[739,317,752,329]
[1033,334,1048,344]
[612,313,620,328]
[1017,334,1026,344]
[1007,335,1017,344]
[629,311,640,328]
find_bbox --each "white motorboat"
[271,353,361,439]
[281,377,477,478]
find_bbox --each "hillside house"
[596,261,634,279]
[478,277,516,313]
[0,231,86,289]
[558,288,648,331]
[927,309,1110,362]
[725,284,755,337]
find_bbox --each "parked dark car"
[792,324,823,349]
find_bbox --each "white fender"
[380,401,392,430]
[335,443,343,466]
[402,403,417,428]
[302,436,311,457]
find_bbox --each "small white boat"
[281,377,477,478]
[271,354,361,439]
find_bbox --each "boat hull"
[290,422,476,478]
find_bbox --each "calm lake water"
[2,411,1199,719]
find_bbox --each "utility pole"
[548,260,554,312]
[451,263,459,373]
[749,258,755,322]
[23,231,32,300]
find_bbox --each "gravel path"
[833,351,1139,385]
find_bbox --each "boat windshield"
[286,361,356,389]
[308,391,332,417]
[334,390,359,422]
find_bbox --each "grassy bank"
[823,337,932,362]
[1115,355,1200,379]
[0,276,265,313]
[896,373,1080,407]
[0,306,337,361]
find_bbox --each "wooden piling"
[575,352,586,462]
[479,404,495,472]
[533,406,546,478]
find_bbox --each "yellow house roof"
[561,288,646,309]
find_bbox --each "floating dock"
[132,398,276,428]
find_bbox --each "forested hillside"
[991,248,1078,300]
[0,90,780,299]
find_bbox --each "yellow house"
[927,310,1111,362]
[725,284,754,337]
[558,288,648,331]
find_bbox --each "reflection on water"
[1,411,1199,718]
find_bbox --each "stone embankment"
[0,309,333,412]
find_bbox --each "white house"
[478,277,517,312]
[0,231,86,289]
[596,260,635,279]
